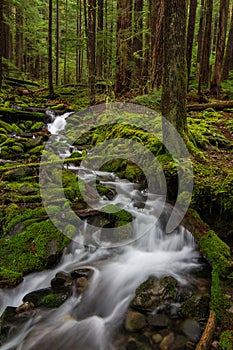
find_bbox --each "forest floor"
[0,84,233,348]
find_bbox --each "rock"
[211,340,219,349]
[74,276,88,293]
[2,166,35,181]
[170,335,188,350]
[125,310,147,332]
[70,267,94,279]
[126,337,152,350]
[51,271,73,289]
[180,319,202,343]
[180,294,210,322]
[23,287,71,308]
[159,333,175,350]
[152,334,163,344]
[131,276,178,312]
[147,314,169,328]
[25,136,43,149]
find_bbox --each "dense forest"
[0,0,233,101]
[0,1,233,350]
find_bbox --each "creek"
[0,113,209,350]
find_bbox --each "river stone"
[51,271,73,289]
[147,314,169,328]
[125,310,147,332]
[152,334,163,343]
[131,276,178,311]
[159,333,175,350]
[126,337,152,350]
[170,335,188,350]
[180,294,210,322]
[74,276,88,293]
[180,319,202,343]
[70,267,94,279]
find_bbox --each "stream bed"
[0,113,211,350]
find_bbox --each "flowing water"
[0,113,203,350]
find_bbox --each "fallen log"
[187,101,233,111]
[5,77,40,87]
[196,310,216,350]
[16,87,48,95]
[10,105,65,116]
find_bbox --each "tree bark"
[222,3,233,81]
[15,7,23,71]
[48,0,54,98]
[210,0,229,97]
[186,0,198,87]
[199,0,213,91]
[150,0,164,90]
[114,0,132,96]
[161,0,188,144]
[0,0,3,88]
[96,0,104,78]
[55,0,59,85]
[87,0,96,104]
[131,0,143,88]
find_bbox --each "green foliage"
[219,331,233,350]
[211,268,230,323]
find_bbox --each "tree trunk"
[186,0,198,86]
[76,0,82,83]
[15,7,23,70]
[161,0,188,144]
[222,4,233,81]
[114,0,132,96]
[131,0,143,88]
[199,0,213,91]
[96,0,104,79]
[48,0,54,98]
[210,0,229,97]
[197,0,205,66]
[87,0,96,104]
[55,0,59,85]
[0,0,3,88]
[150,0,164,90]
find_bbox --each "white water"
[0,114,201,350]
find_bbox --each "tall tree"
[48,0,54,98]
[115,0,132,96]
[161,0,188,144]
[96,0,104,78]
[15,6,23,71]
[150,0,164,90]
[55,0,59,85]
[186,0,198,86]
[87,0,96,104]
[131,0,143,87]
[198,0,213,92]
[210,0,229,97]
[0,0,3,88]
[222,4,233,81]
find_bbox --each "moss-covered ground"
[0,85,232,345]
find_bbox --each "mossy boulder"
[180,294,210,322]
[0,220,70,287]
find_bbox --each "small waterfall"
[0,113,204,350]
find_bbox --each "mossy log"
[187,101,233,111]
[0,107,45,122]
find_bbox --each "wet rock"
[23,287,71,308]
[25,136,43,149]
[152,333,163,344]
[125,310,147,332]
[180,294,210,322]
[159,333,175,350]
[131,276,178,312]
[126,337,152,350]
[180,319,202,343]
[51,271,73,289]
[147,314,169,328]
[74,276,88,293]
[170,335,188,350]
[70,267,93,279]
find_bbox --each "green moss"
[211,268,230,322]
[5,203,20,226]
[0,267,23,287]
[219,331,233,350]
[102,204,132,222]
[199,230,231,277]
[40,293,66,308]
[30,122,45,132]
[0,220,70,282]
